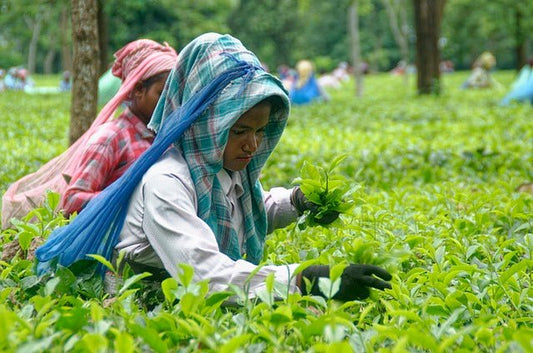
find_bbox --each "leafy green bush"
[1,72,532,351]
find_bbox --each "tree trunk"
[44,49,56,74]
[60,8,72,71]
[348,1,363,97]
[515,7,526,71]
[413,0,445,94]
[382,0,410,85]
[25,15,42,74]
[70,0,99,145]
[97,0,109,75]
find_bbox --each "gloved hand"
[298,264,392,301]
[290,186,340,225]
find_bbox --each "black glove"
[290,187,340,225]
[299,264,392,301]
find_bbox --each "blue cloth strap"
[35,59,257,275]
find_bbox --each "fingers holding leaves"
[359,275,392,291]
[300,263,393,302]
[291,186,342,226]
[359,264,393,281]
[313,210,340,225]
[291,158,355,228]
[341,264,393,294]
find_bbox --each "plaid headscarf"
[149,33,290,264]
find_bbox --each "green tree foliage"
[1,0,532,73]
[442,0,533,69]
[228,0,301,70]
[103,0,234,61]
[0,0,70,72]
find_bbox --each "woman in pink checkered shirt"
[61,39,178,215]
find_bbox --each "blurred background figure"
[59,71,72,92]
[0,68,5,92]
[289,59,329,105]
[317,72,341,89]
[18,68,35,91]
[461,51,500,89]
[318,61,352,89]
[98,67,122,106]
[500,58,533,106]
[4,67,35,91]
[333,61,350,81]
[277,64,296,91]
[439,60,454,73]
[390,60,407,76]
[4,67,20,90]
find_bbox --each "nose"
[243,133,259,153]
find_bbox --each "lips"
[237,155,252,161]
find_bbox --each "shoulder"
[141,147,195,193]
[86,117,128,145]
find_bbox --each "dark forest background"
[1,0,531,75]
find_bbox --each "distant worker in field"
[333,61,351,82]
[289,60,330,105]
[17,68,35,91]
[318,61,355,90]
[500,58,533,106]
[277,64,296,91]
[4,67,33,91]
[390,60,407,76]
[461,51,500,89]
[1,39,178,227]
[59,71,72,92]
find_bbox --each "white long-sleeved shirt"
[117,147,300,296]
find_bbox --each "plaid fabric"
[112,39,177,82]
[61,109,154,214]
[149,33,290,264]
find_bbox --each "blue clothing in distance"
[289,75,322,105]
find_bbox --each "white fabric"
[217,168,245,251]
[117,147,300,296]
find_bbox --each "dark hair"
[263,95,284,116]
[140,71,170,89]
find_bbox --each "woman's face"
[223,100,271,171]
[131,74,168,125]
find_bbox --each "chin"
[224,162,248,172]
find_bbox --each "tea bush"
[0,72,532,352]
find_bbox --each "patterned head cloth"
[97,39,178,124]
[112,39,177,82]
[149,33,290,264]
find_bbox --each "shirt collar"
[218,169,244,198]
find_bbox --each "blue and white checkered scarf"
[149,33,290,264]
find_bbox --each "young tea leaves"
[294,157,355,227]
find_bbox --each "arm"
[61,143,115,214]
[141,172,300,296]
[263,186,299,233]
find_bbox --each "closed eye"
[231,129,246,136]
